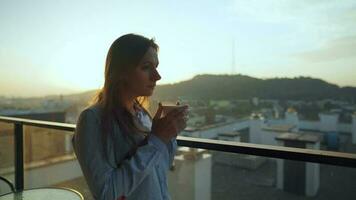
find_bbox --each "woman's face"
[124,47,161,97]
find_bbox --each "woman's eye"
[142,65,151,71]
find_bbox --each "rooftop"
[276,132,321,143]
[263,124,295,133]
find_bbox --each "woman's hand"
[151,102,189,144]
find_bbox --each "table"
[0,187,83,200]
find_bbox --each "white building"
[285,108,299,131]
[168,147,212,200]
[276,133,321,197]
[249,114,264,144]
[319,112,339,132]
[217,131,241,141]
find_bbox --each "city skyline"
[1,0,356,97]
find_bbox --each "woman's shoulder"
[78,103,103,123]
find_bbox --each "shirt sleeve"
[167,137,178,169]
[72,109,169,200]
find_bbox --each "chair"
[0,176,15,195]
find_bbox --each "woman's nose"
[152,69,161,81]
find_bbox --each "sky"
[0,0,356,97]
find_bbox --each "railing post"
[14,122,24,191]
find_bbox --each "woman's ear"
[118,75,130,86]
[118,74,126,82]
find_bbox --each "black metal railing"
[1,115,356,192]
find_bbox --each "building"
[276,133,321,196]
[168,147,212,200]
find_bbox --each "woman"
[73,33,188,200]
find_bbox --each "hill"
[35,74,354,102]
[152,74,356,101]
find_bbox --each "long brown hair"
[91,34,158,151]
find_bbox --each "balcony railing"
[1,115,356,195]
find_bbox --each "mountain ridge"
[9,74,354,102]
[151,74,356,101]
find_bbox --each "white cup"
[161,104,188,118]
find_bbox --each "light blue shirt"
[72,104,177,200]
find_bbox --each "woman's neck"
[119,92,137,115]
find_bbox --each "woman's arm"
[167,138,178,169]
[73,109,169,200]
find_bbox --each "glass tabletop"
[0,187,83,200]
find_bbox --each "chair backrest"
[0,176,15,195]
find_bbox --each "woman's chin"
[142,89,154,96]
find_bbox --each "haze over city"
[1,0,356,97]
